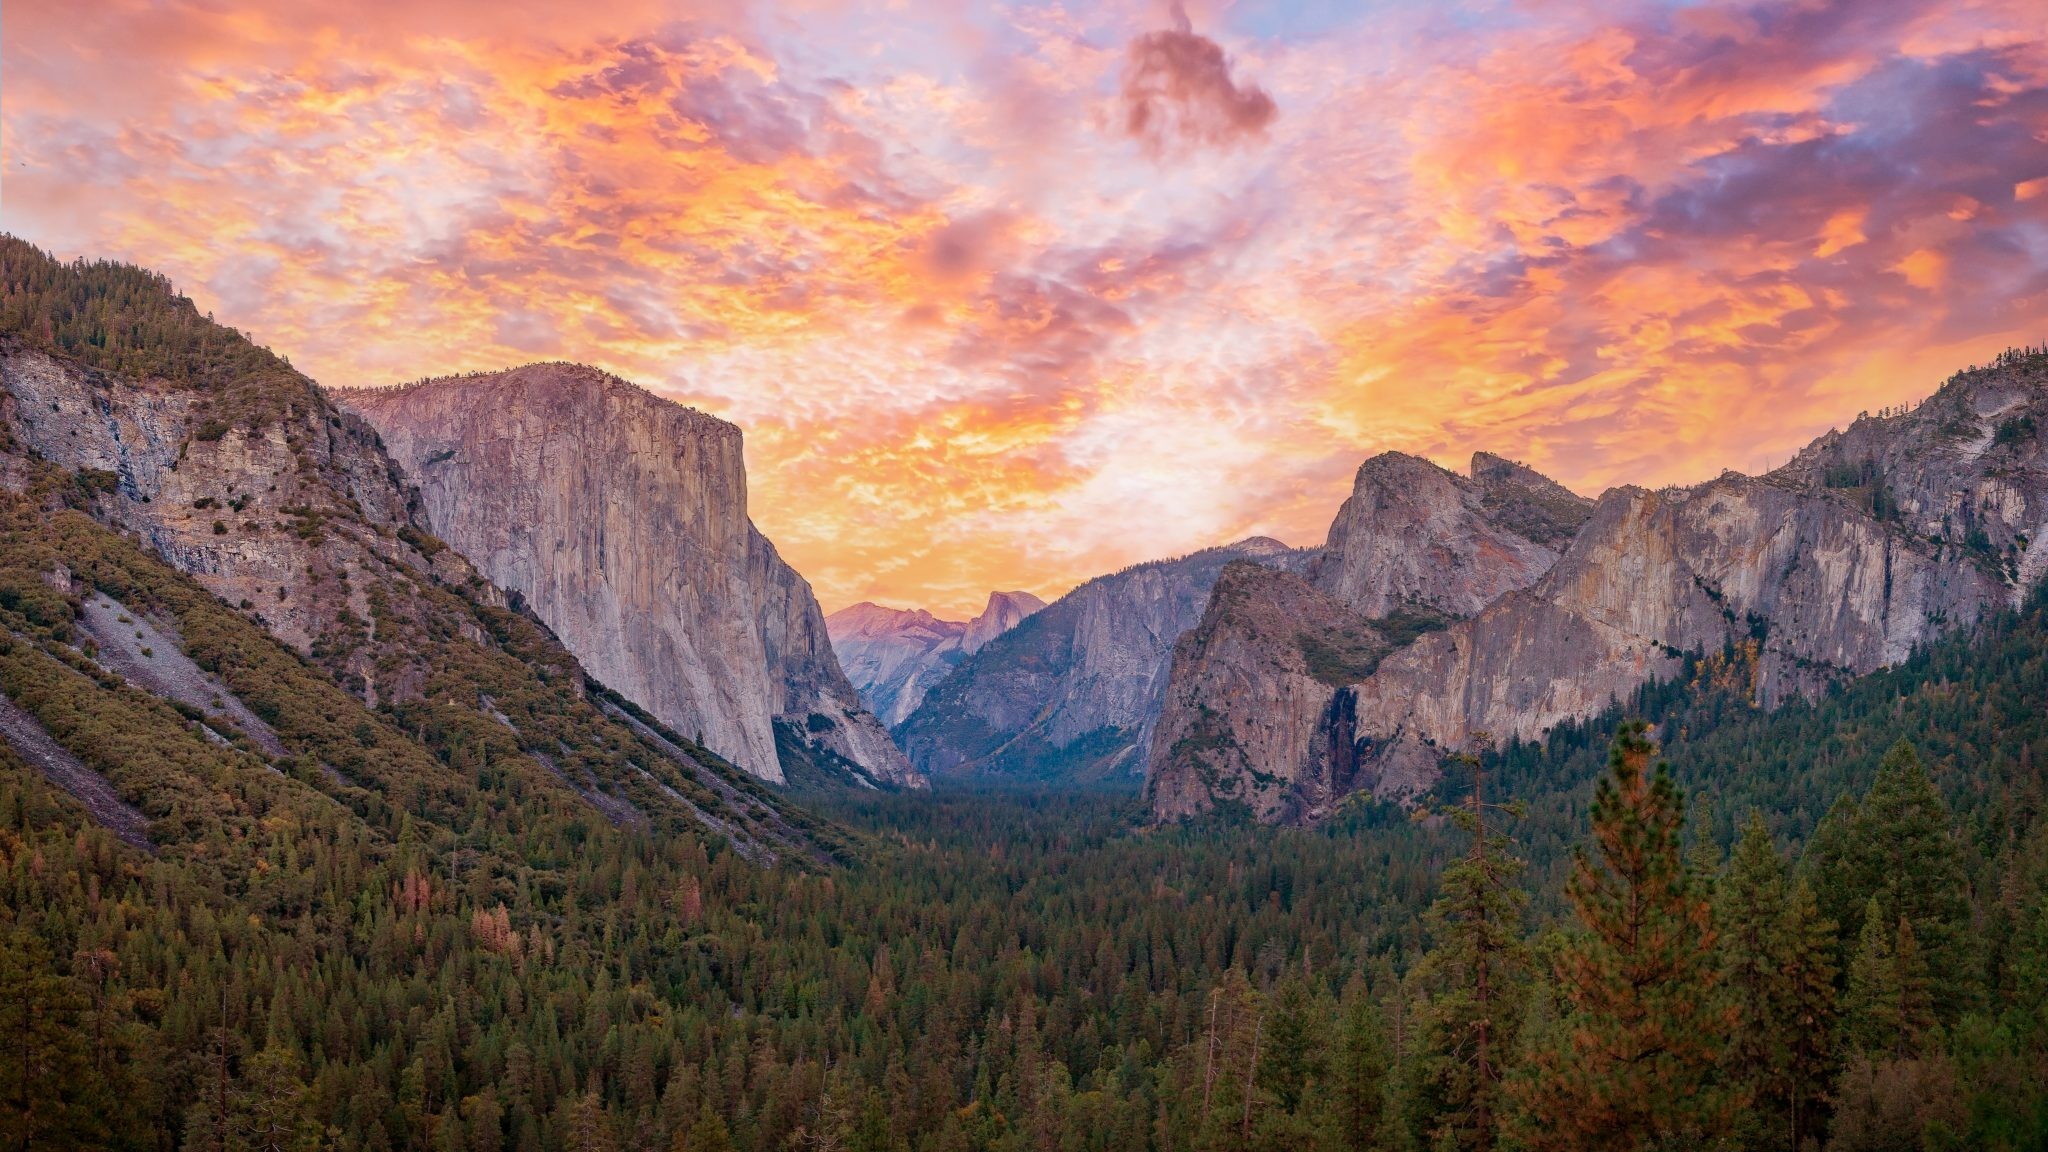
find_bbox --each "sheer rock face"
[339,363,919,788]
[1311,451,1592,618]
[1144,563,1386,823]
[896,537,1317,780]
[1149,360,2048,824]
[826,591,1045,727]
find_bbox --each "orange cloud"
[4,0,2046,617]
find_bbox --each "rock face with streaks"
[1149,356,2048,824]
[896,537,1317,780]
[0,341,465,706]
[826,591,1045,726]
[339,363,920,787]
[1145,563,1387,823]
[1149,453,1589,819]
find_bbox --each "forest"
[1,246,2046,1150]
[5,587,2047,1150]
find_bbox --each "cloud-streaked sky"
[6,0,2046,616]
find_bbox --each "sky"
[4,0,2047,617]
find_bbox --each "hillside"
[0,238,850,860]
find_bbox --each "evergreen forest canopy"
[0,242,2045,1151]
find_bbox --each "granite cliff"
[1145,562,1386,823]
[1310,450,1592,618]
[0,238,841,857]
[339,364,920,788]
[826,590,1045,726]
[1150,354,2048,823]
[896,537,1316,780]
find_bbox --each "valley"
[0,238,2044,1152]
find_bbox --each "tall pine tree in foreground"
[1507,722,1731,1151]
[1409,746,1527,1152]
[1780,878,1838,1151]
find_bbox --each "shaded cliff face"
[1311,451,1592,618]
[1145,563,1386,823]
[1149,357,2048,824]
[896,537,1315,781]
[826,591,1045,726]
[340,363,919,788]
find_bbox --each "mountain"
[895,536,1316,780]
[337,365,918,788]
[0,236,849,862]
[1309,450,1594,618]
[826,590,1045,726]
[1150,352,2048,823]
[1146,562,1388,823]
[1146,451,1590,819]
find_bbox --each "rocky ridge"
[338,363,920,788]
[826,590,1045,726]
[1149,353,2048,823]
[1310,451,1593,618]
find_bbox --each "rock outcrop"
[1148,355,2048,824]
[827,591,1045,726]
[1144,563,1386,823]
[896,537,1316,780]
[339,363,920,788]
[1310,451,1593,618]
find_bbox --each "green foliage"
[1509,723,1731,1151]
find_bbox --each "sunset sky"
[5,0,2047,616]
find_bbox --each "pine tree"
[1506,722,1731,1151]
[1717,811,1788,1135]
[1780,878,1838,1152]
[1845,742,1973,1017]
[235,1045,319,1152]
[1412,746,1527,1151]
[0,932,114,1148]
[1258,971,1326,1115]
[1329,981,1391,1152]
[1841,898,1900,1056]
[1892,917,1936,1057]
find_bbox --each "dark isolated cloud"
[1121,2,1277,154]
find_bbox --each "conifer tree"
[1845,742,1973,1017]
[1507,722,1730,1151]
[0,932,114,1148]
[1841,898,1900,1056]
[1717,811,1789,1135]
[1258,971,1326,1115]
[1411,744,1527,1151]
[1329,981,1391,1152]
[1780,878,1838,1151]
[1892,917,1936,1057]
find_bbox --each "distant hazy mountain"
[827,591,1045,727]
[894,537,1317,782]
